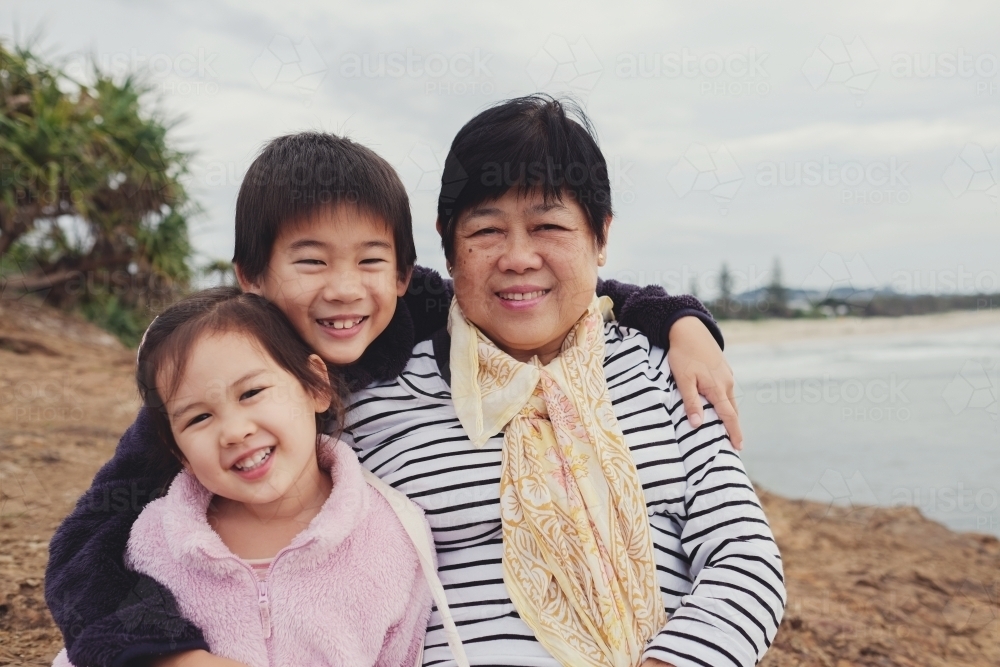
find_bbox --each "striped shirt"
[343,323,785,667]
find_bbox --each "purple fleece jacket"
[52,438,431,667]
[44,265,722,667]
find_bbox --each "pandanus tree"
[0,40,195,342]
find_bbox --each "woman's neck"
[208,465,333,560]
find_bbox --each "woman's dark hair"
[233,132,416,284]
[136,286,341,463]
[436,94,612,261]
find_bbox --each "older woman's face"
[450,188,608,364]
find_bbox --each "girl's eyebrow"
[169,369,267,420]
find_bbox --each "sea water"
[730,321,1000,537]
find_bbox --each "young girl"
[52,287,441,667]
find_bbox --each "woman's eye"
[240,387,265,401]
[472,227,500,236]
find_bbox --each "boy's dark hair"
[436,94,612,261]
[136,286,341,463]
[234,132,416,283]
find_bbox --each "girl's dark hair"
[436,94,612,261]
[136,286,342,463]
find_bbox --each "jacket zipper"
[207,538,316,666]
[256,578,271,638]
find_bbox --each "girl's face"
[162,330,331,510]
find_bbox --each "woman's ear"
[306,354,334,412]
[597,216,613,267]
[235,264,261,295]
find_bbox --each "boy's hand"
[667,316,743,449]
[150,650,250,667]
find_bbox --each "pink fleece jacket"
[54,436,432,667]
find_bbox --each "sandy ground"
[1,302,998,666]
[719,309,1000,346]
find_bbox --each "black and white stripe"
[344,324,785,667]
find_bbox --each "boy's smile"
[241,206,410,366]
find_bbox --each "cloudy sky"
[4,0,999,298]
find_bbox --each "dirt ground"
[0,299,997,666]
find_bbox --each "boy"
[45,132,735,667]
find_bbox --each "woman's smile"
[496,286,552,310]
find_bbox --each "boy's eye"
[240,387,265,401]
[359,257,387,265]
[294,259,325,266]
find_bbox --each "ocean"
[730,319,1000,537]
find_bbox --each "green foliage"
[0,38,196,342]
[79,292,150,348]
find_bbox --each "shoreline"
[719,308,1000,346]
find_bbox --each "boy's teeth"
[234,447,273,471]
[319,317,365,330]
[498,291,546,301]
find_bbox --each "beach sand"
[720,308,1000,346]
[1,301,997,666]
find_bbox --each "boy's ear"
[306,354,333,412]
[234,264,262,295]
[396,267,413,298]
[435,218,443,237]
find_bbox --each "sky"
[3,0,999,299]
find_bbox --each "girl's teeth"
[499,291,546,301]
[234,447,273,471]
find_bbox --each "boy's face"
[239,206,409,366]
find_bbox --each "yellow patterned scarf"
[449,295,666,667]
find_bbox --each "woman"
[346,96,785,667]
